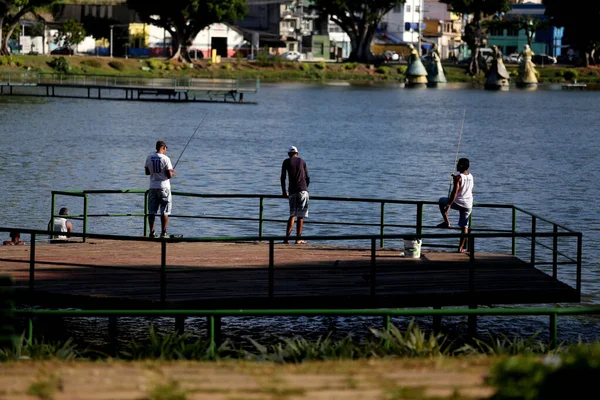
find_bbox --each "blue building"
[487,3,564,58]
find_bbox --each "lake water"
[1,82,599,345]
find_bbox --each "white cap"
[288,146,298,153]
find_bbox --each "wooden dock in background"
[0,71,259,103]
[0,239,578,309]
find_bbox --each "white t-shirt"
[145,152,173,189]
[53,217,69,239]
[454,173,474,209]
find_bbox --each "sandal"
[295,240,308,244]
[436,222,450,228]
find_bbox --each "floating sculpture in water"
[426,44,447,87]
[405,44,428,88]
[484,46,511,91]
[516,44,538,89]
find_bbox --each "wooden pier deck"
[0,239,578,309]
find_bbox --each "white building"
[380,0,423,44]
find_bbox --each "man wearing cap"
[145,140,175,238]
[281,145,310,244]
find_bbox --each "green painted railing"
[14,307,600,351]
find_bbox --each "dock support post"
[468,305,477,338]
[552,225,558,279]
[175,315,185,334]
[28,318,33,343]
[108,316,118,356]
[87,87,90,98]
[160,241,167,303]
[433,305,441,332]
[29,234,36,292]
[383,315,391,349]
[549,313,557,349]
[207,316,217,358]
[258,197,264,239]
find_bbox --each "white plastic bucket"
[403,239,422,258]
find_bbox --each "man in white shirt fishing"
[145,140,175,238]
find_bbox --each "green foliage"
[342,62,359,70]
[0,55,22,67]
[375,66,390,74]
[367,320,451,357]
[221,63,233,70]
[55,20,86,50]
[315,61,326,70]
[397,65,407,75]
[147,59,165,70]
[562,69,579,81]
[126,0,247,60]
[588,71,598,77]
[47,56,72,74]
[108,61,125,71]
[554,70,564,77]
[80,59,102,69]
[119,325,233,360]
[27,372,63,400]
[489,343,600,399]
[243,334,361,363]
[148,380,188,400]
[299,63,311,71]
[0,333,82,361]
[457,331,555,356]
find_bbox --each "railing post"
[468,234,475,293]
[552,225,558,279]
[416,203,423,236]
[531,216,536,265]
[549,312,557,349]
[160,241,167,303]
[50,192,56,238]
[28,318,33,343]
[379,202,385,248]
[208,315,216,358]
[175,315,185,334]
[29,234,36,292]
[512,207,517,256]
[259,197,264,239]
[370,238,376,296]
[83,193,89,243]
[144,191,149,237]
[268,240,274,298]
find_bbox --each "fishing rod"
[173,113,208,169]
[448,106,467,197]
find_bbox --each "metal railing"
[15,306,600,350]
[0,71,260,92]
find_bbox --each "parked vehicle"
[50,47,74,55]
[281,51,302,61]
[532,54,557,64]
[503,53,520,64]
[384,51,400,61]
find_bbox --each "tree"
[543,0,600,66]
[0,0,56,55]
[126,0,247,63]
[485,15,550,48]
[440,0,511,75]
[54,19,85,51]
[309,0,405,63]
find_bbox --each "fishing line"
[448,106,467,197]
[173,113,208,169]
